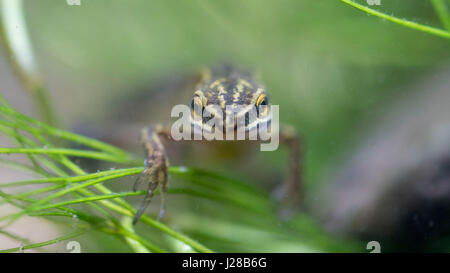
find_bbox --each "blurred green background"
[22,0,448,185]
[1,0,449,252]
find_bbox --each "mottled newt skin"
[132,65,302,224]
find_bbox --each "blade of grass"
[0,97,214,253]
[0,158,44,176]
[0,124,69,176]
[28,168,142,209]
[12,127,50,177]
[339,0,450,38]
[0,147,133,164]
[25,187,261,214]
[0,190,166,253]
[0,114,135,231]
[119,216,165,253]
[0,0,56,125]
[34,191,146,211]
[0,104,129,157]
[431,0,450,30]
[0,229,87,253]
[0,229,32,245]
[0,167,140,188]
[0,134,166,252]
[0,168,141,220]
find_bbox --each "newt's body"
[132,65,303,224]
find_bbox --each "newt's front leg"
[132,125,170,224]
[279,125,303,218]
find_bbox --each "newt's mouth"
[189,104,272,134]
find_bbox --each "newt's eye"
[256,94,269,116]
[190,96,203,119]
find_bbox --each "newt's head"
[189,65,271,134]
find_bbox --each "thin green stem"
[34,191,145,211]
[118,217,166,253]
[0,99,214,253]
[11,168,141,216]
[0,229,32,245]
[139,215,214,253]
[0,0,57,125]
[0,124,67,176]
[13,128,49,177]
[0,147,132,164]
[0,158,43,176]
[339,0,450,39]
[431,0,450,30]
[0,105,129,157]
[0,229,87,253]
[0,167,139,188]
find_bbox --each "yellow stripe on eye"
[256,94,269,116]
[256,94,266,106]
[191,96,203,119]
